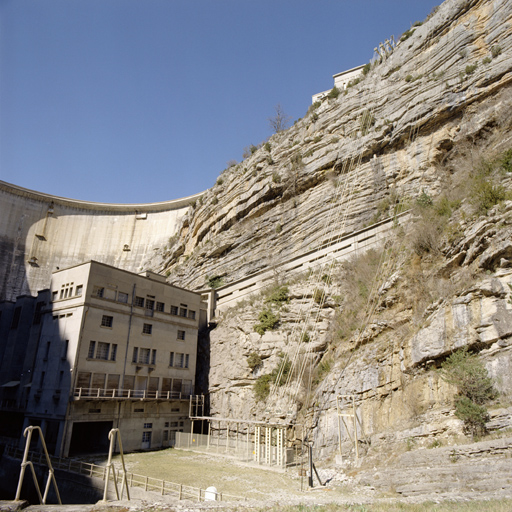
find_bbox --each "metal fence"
[174,431,294,468]
[4,444,245,502]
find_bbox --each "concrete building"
[0,260,206,457]
[311,64,365,103]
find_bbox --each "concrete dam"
[0,180,202,302]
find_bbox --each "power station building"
[0,260,206,456]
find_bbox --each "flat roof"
[52,260,202,296]
[333,64,365,79]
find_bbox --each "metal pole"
[308,444,313,488]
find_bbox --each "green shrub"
[254,308,279,335]
[264,142,271,153]
[275,223,282,234]
[313,288,325,304]
[416,190,433,208]
[362,62,371,75]
[327,86,340,99]
[254,374,272,401]
[471,179,507,213]
[440,348,497,436]
[206,275,224,289]
[400,28,415,42]
[499,148,512,172]
[272,171,281,183]
[211,196,218,205]
[405,74,414,82]
[482,56,492,65]
[247,352,262,371]
[216,177,224,186]
[301,332,310,343]
[253,354,291,401]
[310,112,319,122]
[265,285,289,305]
[491,45,502,58]
[465,63,478,75]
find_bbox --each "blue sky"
[0,0,440,204]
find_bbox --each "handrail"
[5,444,245,502]
[14,426,62,505]
[73,388,188,400]
[103,429,130,501]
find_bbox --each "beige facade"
[23,261,205,456]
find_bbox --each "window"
[142,432,152,443]
[89,409,101,414]
[75,285,83,297]
[89,341,117,361]
[143,422,153,429]
[169,352,174,367]
[101,315,113,328]
[185,354,189,369]
[164,422,169,428]
[134,296,144,308]
[177,330,185,341]
[188,310,196,320]
[93,286,104,298]
[179,307,187,317]
[33,302,44,325]
[43,341,50,360]
[118,292,128,303]
[156,302,165,312]
[52,291,58,302]
[62,340,69,360]
[11,307,21,329]
[132,347,138,363]
[142,323,152,335]
[134,408,144,413]
[170,421,179,428]
[170,305,178,315]
[146,299,155,311]
[151,349,156,365]
[176,353,184,368]
[139,348,150,364]
[96,342,110,360]
[163,430,169,441]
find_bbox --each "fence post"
[179,484,182,500]
[198,488,201,502]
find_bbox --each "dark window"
[118,292,128,303]
[142,323,152,335]
[188,310,196,320]
[156,302,165,312]
[151,349,156,365]
[177,330,185,341]
[88,341,96,359]
[179,308,187,317]
[170,305,178,315]
[110,344,117,361]
[33,302,44,325]
[132,347,138,363]
[75,285,83,296]
[101,315,113,328]
[93,286,104,298]
[134,296,144,308]
[146,299,155,311]
[10,307,21,329]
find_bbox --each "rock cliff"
[148,0,512,464]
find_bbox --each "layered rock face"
[153,0,512,293]
[152,0,512,462]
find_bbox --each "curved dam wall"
[0,181,202,302]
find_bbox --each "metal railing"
[5,444,245,502]
[14,426,62,505]
[73,388,190,400]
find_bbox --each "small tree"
[440,348,497,437]
[268,103,291,133]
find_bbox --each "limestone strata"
[155,0,512,293]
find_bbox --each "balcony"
[73,387,190,401]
